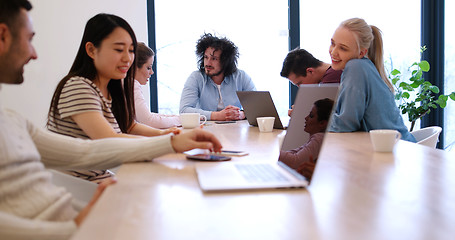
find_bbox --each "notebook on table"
[236,91,286,129]
[195,84,340,192]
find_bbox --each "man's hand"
[74,178,117,226]
[288,105,295,117]
[171,128,222,153]
[211,105,244,121]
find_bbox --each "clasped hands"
[212,105,245,121]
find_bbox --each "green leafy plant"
[390,46,455,131]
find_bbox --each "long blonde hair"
[340,18,394,92]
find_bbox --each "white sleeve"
[134,81,180,129]
[0,211,76,240]
[28,121,175,170]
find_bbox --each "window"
[445,1,455,150]
[154,0,289,116]
[300,1,421,130]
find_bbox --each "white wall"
[0,0,150,126]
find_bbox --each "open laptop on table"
[196,84,340,192]
[281,84,339,151]
[236,91,286,129]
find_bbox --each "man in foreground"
[0,1,222,239]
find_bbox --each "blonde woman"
[328,18,415,142]
[134,42,180,128]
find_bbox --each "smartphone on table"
[186,154,231,161]
[216,150,249,157]
[214,121,236,124]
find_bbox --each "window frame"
[421,0,445,148]
[147,0,446,148]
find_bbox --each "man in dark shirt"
[280,48,342,116]
[280,48,342,85]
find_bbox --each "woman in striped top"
[47,14,179,182]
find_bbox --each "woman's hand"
[160,127,181,135]
[297,161,316,182]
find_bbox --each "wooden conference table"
[72,120,455,240]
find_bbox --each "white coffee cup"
[180,113,207,129]
[257,117,275,132]
[369,129,401,152]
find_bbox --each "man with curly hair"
[180,33,256,121]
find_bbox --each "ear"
[306,68,315,75]
[0,23,12,54]
[359,48,368,58]
[85,42,96,59]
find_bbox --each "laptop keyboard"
[235,164,290,183]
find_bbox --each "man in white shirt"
[0,1,222,239]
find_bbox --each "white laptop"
[195,84,340,192]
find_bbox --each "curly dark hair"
[280,48,323,78]
[196,33,239,77]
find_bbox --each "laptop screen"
[236,91,285,129]
[195,84,339,192]
[278,84,339,182]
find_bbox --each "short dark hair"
[280,48,322,78]
[136,42,155,69]
[0,0,32,37]
[314,98,334,122]
[196,33,239,77]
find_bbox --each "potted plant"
[389,46,455,131]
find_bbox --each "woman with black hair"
[279,98,334,178]
[47,14,179,182]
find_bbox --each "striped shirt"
[47,76,121,139]
[47,76,122,182]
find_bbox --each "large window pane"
[155,1,289,117]
[300,1,421,131]
[445,1,455,151]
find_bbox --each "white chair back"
[411,126,442,148]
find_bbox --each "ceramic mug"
[180,113,207,129]
[257,117,275,132]
[369,129,401,152]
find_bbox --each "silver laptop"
[236,91,286,129]
[196,85,339,192]
[281,84,339,151]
